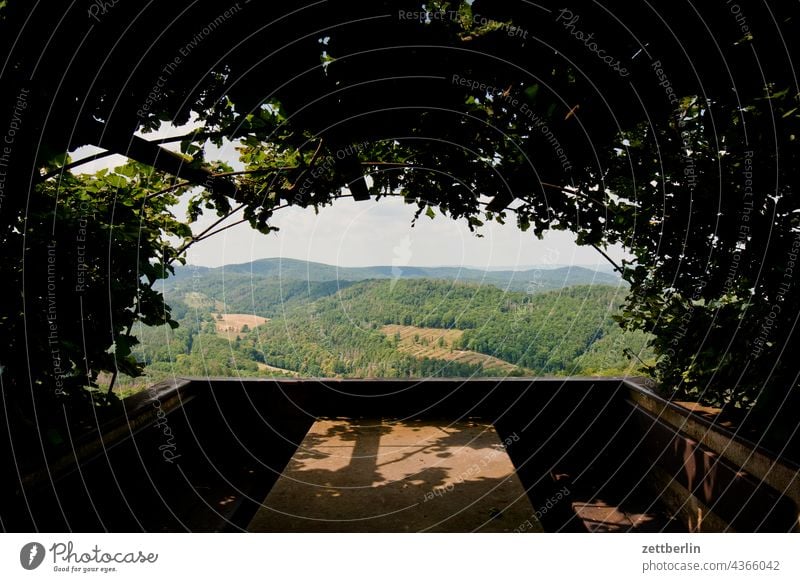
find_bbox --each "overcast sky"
[178,196,627,269]
[70,123,629,269]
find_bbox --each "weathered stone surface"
[248,418,540,532]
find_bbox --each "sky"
[69,122,629,270]
[178,196,627,270]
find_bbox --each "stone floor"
[248,418,541,532]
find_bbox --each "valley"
[116,259,653,392]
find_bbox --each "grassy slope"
[380,324,522,374]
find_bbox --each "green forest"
[118,261,653,391]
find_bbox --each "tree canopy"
[1,1,799,450]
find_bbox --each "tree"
[1,158,191,435]
[0,0,797,451]
[605,89,800,442]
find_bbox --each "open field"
[380,324,522,374]
[215,313,270,339]
[256,362,300,377]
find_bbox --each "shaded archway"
[2,0,799,474]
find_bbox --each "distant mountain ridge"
[171,257,621,292]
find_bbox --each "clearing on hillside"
[256,362,300,377]
[380,324,523,374]
[215,313,270,339]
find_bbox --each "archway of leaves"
[1,1,798,450]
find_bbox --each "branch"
[39,150,119,182]
[80,121,242,200]
[213,167,294,178]
[144,180,193,200]
[176,203,246,255]
[590,243,624,274]
[191,217,250,244]
[144,168,297,200]
[146,130,216,145]
[39,130,224,183]
[181,190,364,250]
[286,139,324,192]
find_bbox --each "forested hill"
[128,275,653,387]
[167,257,621,293]
[308,280,641,373]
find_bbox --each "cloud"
[185,196,630,269]
[65,120,629,270]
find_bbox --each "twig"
[176,203,246,255]
[191,218,250,243]
[590,243,624,274]
[287,139,325,191]
[143,180,193,200]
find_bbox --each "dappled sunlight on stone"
[248,418,540,532]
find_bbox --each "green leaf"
[104,174,128,189]
[524,84,539,100]
[115,164,137,178]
